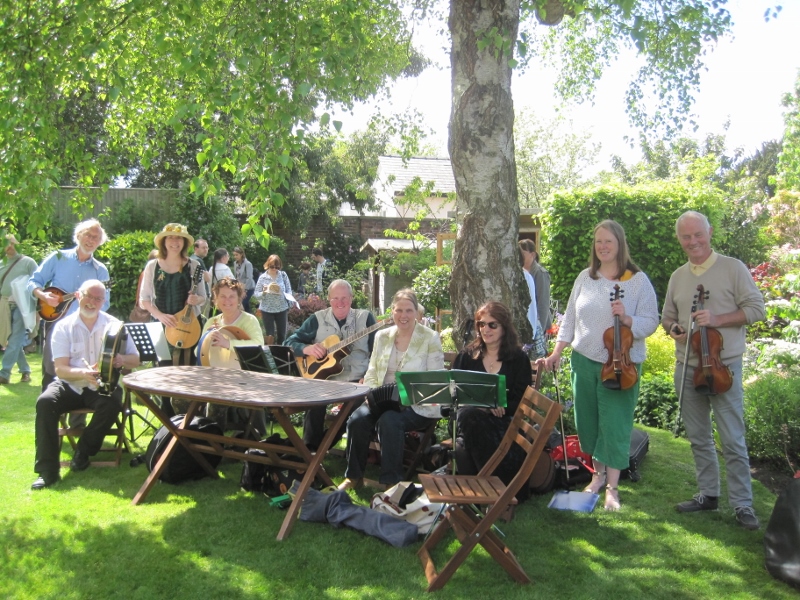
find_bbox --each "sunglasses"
[476,320,500,330]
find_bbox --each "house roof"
[377,155,456,198]
[339,155,455,218]
[360,238,433,254]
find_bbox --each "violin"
[691,284,733,395]
[601,284,638,390]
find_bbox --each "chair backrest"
[478,386,561,501]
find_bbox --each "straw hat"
[154,223,194,248]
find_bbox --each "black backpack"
[145,414,224,484]
[240,434,309,497]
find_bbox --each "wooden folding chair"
[58,407,130,468]
[416,386,561,592]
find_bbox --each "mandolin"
[37,286,77,322]
[295,318,392,380]
[98,321,127,396]
[164,262,204,349]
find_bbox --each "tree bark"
[448,0,531,349]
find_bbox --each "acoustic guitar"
[38,286,76,322]
[295,318,392,380]
[98,321,127,396]
[164,263,204,349]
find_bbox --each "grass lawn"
[0,354,795,599]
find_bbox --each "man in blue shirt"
[28,218,110,392]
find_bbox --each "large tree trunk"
[448,0,531,349]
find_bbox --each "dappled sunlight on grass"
[0,355,795,599]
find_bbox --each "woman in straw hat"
[139,223,207,331]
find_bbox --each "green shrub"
[744,339,800,380]
[642,328,676,377]
[95,231,157,318]
[634,372,682,434]
[413,264,451,311]
[287,296,329,328]
[744,371,800,471]
[541,182,730,307]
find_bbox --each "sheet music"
[144,322,172,362]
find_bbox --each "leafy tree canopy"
[777,71,800,191]
[0,0,415,242]
[514,110,599,207]
[522,0,733,139]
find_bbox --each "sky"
[331,0,800,172]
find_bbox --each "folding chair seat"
[58,406,130,468]
[416,386,561,592]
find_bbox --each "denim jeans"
[0,305,31,380]
[344,403,436,485]
[261,309,288,344]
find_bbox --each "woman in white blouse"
[253,254,293,344]
[540,220,658,511]
[339,289,444,491]
[210,248,234,286]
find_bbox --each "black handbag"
[764,476,800,589]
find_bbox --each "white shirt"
[51,311,139,393]
[523,269,538,337]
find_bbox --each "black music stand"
[122,323,160,441]
[396,369,507,474]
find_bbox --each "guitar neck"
[328,319,390,353]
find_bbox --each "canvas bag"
[371,482,443,535]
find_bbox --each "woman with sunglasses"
[539,220,658,511]
[453,301,532,484]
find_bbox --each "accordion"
[366,383,401,419]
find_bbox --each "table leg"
[131,398,218,505]
[276,402,354,541]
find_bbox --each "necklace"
[483,353,501,374]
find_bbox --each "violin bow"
[673,306,696,438]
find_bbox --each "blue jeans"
[261,309,287,344]
[1,305,31,380]
[344,403,436,485]
[675,358,753,507]
[243,289,255,314]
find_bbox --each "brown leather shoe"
[0,376,9,385]
[20,373,31,383]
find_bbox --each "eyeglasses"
[83,293,105,304]
[476,320,500,330]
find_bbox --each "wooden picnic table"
[123,366,369,540]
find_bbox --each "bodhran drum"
[198,326,250,369]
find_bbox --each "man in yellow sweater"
[662,211,765,530]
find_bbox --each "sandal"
[604,485,621,511]
[583,472,606,495]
